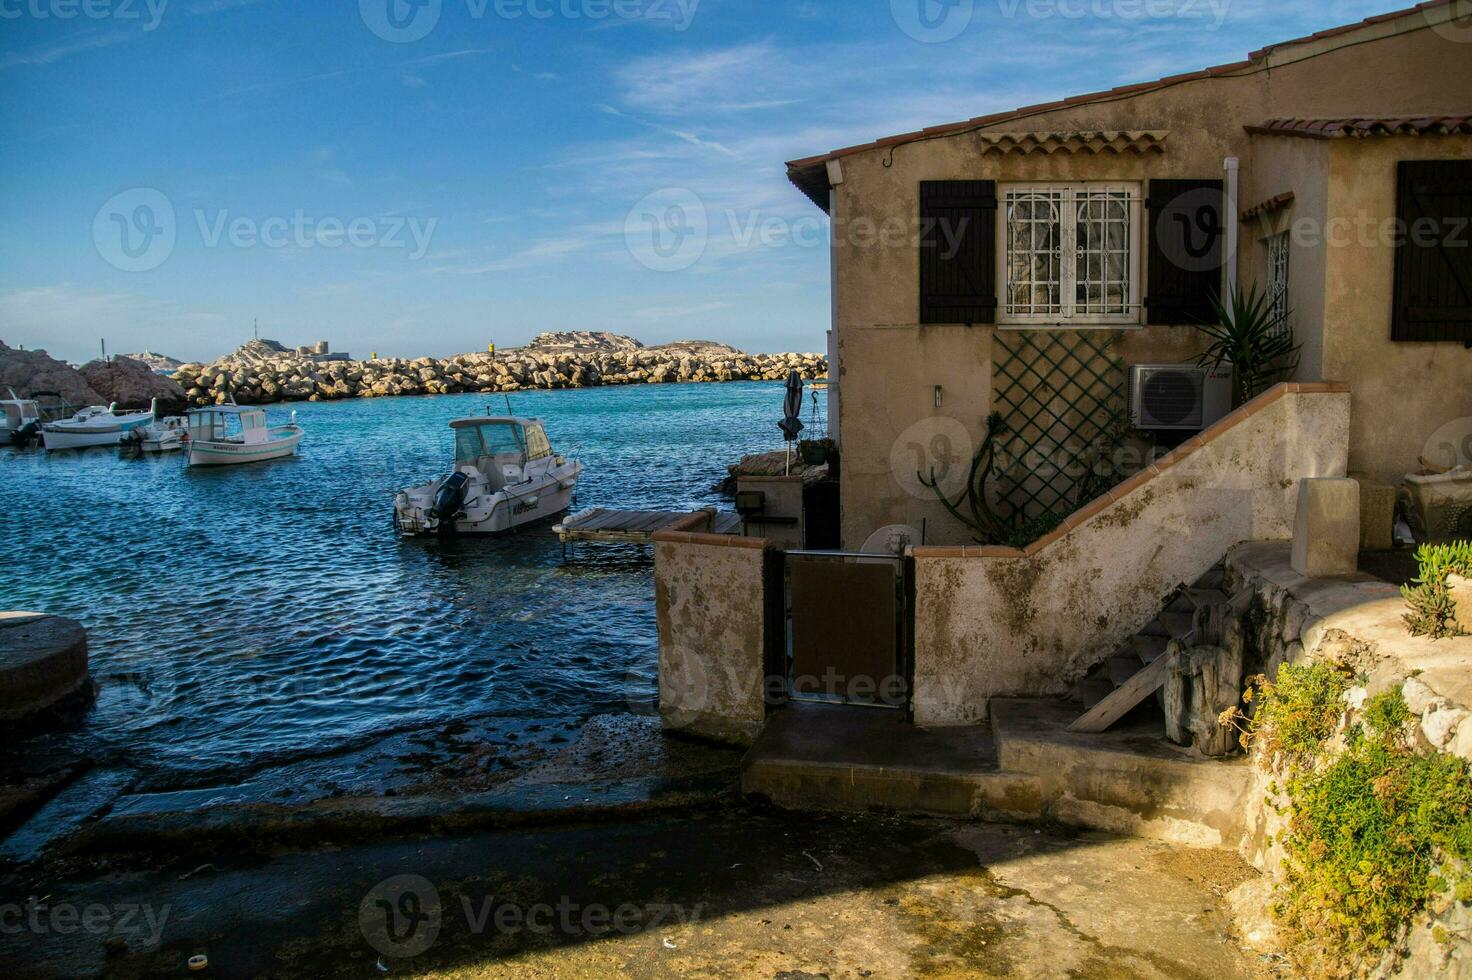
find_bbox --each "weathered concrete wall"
[653,532,773,745]
[1320,135,1472,483]
[822,8,1472,547]
[909,384,1350,726]
[1240,136,1331,381]
[1225,540,1472,976]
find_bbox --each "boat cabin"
[188,404,273,445]
[2,398,40,431]
[450,416,555,490]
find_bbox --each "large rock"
[0,612,90,724]
[122,350,183,373]
[0,340,104,408]
[79,357,187,412]
[523,331,644,353]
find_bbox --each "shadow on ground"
[2,801,1265,979]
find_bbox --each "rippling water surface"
[1,382,816,786]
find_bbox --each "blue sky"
[0,0,1401,363]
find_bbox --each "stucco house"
[655,2,1470,776]
[784,0,1472,549]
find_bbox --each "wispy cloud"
[0,30,137,70]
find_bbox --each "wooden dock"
[553,507,742,546]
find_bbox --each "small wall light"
[934,385,943,408]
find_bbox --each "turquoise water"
[0,382,820,787]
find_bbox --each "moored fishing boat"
[186,403,303,466]
[127,415,190,453]
[1,389,43,446]
[42,401,156,450]
[394,414,581,536]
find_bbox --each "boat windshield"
[455,422,525,465]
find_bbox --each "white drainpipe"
[1223,156,1240,298]
[826,159,844,444]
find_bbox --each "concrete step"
[1130,634,1171,666]
[1158,610,1196,642]
[1106,655,1142,687]
[991,698,1252,848]
[741,703,1043,820]
[1077,675,1114,709]
[1192,566,1226,591]
[1183,588,1229,609]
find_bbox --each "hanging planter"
[799,439,831,466]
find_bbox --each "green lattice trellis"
[991,330,1128,523]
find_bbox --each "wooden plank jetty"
[553,507,742,545]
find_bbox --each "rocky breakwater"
[0,340,103,407]
[171,332,827,407]
[80,356,188,413]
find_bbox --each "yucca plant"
[1195,284,1302,407]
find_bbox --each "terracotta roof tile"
[1245,116,1472,139]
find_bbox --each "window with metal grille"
[1267,231,1290,325]
[998,183,1140,327]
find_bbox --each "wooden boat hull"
[42,416,152,450]
[188,428,303,467]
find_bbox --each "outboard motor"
[12,420,40,447]
[428,471,472,530]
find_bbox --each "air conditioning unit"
[1129,363,1233,431]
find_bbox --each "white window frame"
[996,181,1143,328]
[1266,230,1290,325]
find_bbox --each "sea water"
[0,382,822,786]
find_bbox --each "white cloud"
[0,287,226,363]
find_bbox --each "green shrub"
[1402,541,1472,639]
[1247,662,1353,766]
[1252,676,1472,976]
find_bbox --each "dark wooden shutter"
[919,180,996,325]
[1392,160,1472,342]
[1145,178,1224,325]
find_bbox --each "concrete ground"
[2,804,1267,979]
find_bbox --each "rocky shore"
[170,332,826,407]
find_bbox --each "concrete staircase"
[740,698,1253,848]
[1068,563,1240,734]
[740,564,1257,847]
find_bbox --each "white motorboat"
[1,389,42,446]
[42,401,156,450]
[127,416,190,453]
[186,403,303,466]
[394,415,582,536]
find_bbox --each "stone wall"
[908,383,1351,726]
[1226,540,1472,977]
[652,531,777,745]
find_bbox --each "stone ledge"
[0,612,90,724]
[651,530,770,550]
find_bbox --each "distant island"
[1,332,827,411]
